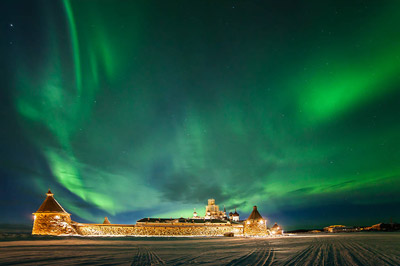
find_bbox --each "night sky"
[1,0,400,230]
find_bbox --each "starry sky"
[1,0,400,230]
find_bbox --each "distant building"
[324,225,358,233]
[204,199,225,219]
[364,223,400,231]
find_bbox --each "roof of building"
[103,217,111,224]
[35,189,68,214]
[136,218,237,224]
[247,206,263,220]
[271,222,279,229]
[233,208,239,216]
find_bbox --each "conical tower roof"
[247,206,263,220]
[272,222,279,229]
[103,217,111,224]
[34,189,68,214]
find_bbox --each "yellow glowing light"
[54,215,60,219]
[247,221,250,225]
[259,220,264,224]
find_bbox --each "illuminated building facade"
[192,209,199,219]
[204,199,225,219]
[32,190,77,235]
[232,208,240,222]
[32,190,277,237]
[244,206,268,236]
[323,225,358,233]
[271,222,283,235]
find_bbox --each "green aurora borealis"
[1,0,400,229]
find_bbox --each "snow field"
[0,232,399,265]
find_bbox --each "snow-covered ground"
[0,233,399,265]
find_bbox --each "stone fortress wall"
[75,223,244,236]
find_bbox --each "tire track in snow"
[168,251,234,265]
[327,240,347,266]
[284,238,348,266]
[167,252,205,265]
[262,246,275,266]
[131,247,165,266]
[357,240,400,264]
[341,240,399,266]
[225,248,258,265]
[311,239,345,266]
[337,240,374,266]
[225,245,274,266]
[284,237,399,266]
[284,241,317,266]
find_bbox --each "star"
[10,23,13,27]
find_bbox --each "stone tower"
[32,189,76,235]
[103,217,111,224]
[244,206,268,236]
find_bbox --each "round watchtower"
[244,206,268,236]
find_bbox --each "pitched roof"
[136,218,230,224]
[35,189,68,214]
[103,217,111,224]
[272,222,279,229]
[247,206,263,220]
